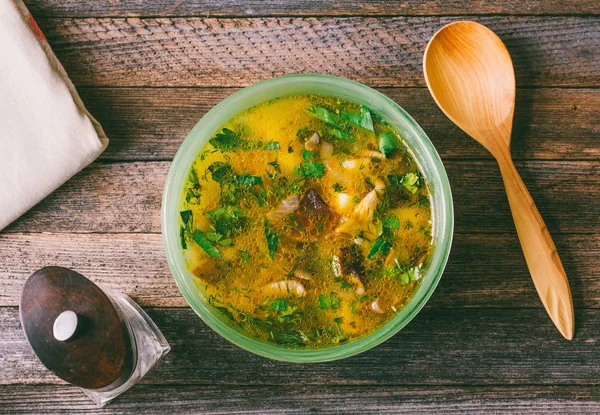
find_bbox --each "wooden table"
[1,1,599,413]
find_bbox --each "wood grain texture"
[2,307,600,386]
[35,16,600,87]
[78,87,600,161]
[23,0,600,18]
[1,233,598,309]
[2,384,600,414]
[3,161,598,234]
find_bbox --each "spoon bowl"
[424,21,575,340]
[424,21,515,157]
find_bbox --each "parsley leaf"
[378,131,399,157]
[388,172,420,194]
[385,261,423,285]
[208,162,234,183]
[270,298,288,311]
[180,226,187,249]
[236,174,262,185]
[264,220,279,260]
[302,148,316,160]
[383,213,400,230]
[318,294,342,310]
[238,250,252,263]
[332,182,346,193]
[192,229,222,258]
[294,161,325,179]
[307,105,356,143]
[206,207,247,237]
[367,235,392,259]
[209,128,244,152]
[340,106,374,132]
[180,210,193,224]
[263,141,280,150]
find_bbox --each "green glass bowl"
[162,74,453,362]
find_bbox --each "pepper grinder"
[20,267,170,406]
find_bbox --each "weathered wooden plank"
[24,0,600,18]
[0,233,598,309]
[2,307,599,385]
[79,87,600,161]
[3,161,598,234]
[0,233,182,308]
[36,17,600,87]
[2,384,600,414]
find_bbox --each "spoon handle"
[498,156,575,340]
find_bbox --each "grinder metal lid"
[20,266,134,389]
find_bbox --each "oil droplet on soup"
[179,94,433,348]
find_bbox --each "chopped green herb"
[333,316,344,325]
[307,105,356,143]
[206,207,247,237]
[270,298,288,312]
[267,160,282,174]
[294,161,325,179]
[251,185,268,207]
[264,220,279,260]
[388,172,420,194]
[208,161,234,183]
[215,306,235,321]
[236,174,262,185]
[302,148,316,161]
[180,226,187,249]
[263,141,280,150]
[351,195,360,204]
[378,131,399,157]
[383,213,400,230]
[316,223,324,232]
[340,106,374,132]
[385,260,423,285]
[318,294,342,310]
[296,127,313,141]
[188,168,200,186]
[334,277,354,289]
[329,127,356,143]
[273,331,305,346]
[307,105,345,127]
[209,128,244,152]
[192,229,222,258]
[186,188,199,203]
[332,182,346,193]
[238,250,252,263]
[367,235,392,259]
[180,210,193,224]
[417,194,430,208]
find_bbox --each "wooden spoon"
[423,21,574,340]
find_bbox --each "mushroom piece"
[332,244,366,295]
[263,280,306,297]
[292,188,339,239]
[293,269,313,282]
[371,297,389,314]
[304,132,321,152]
[336,179,385,235]
[266,194,300,223]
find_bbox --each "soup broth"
[180,94,433,348]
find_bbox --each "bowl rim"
[161,74,454,362]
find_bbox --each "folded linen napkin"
[0,0,108,231]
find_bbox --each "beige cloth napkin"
[0,0,108,231]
